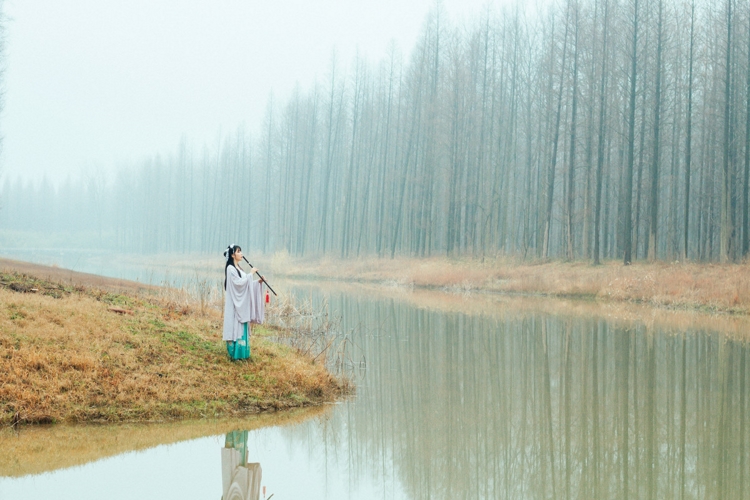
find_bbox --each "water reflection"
[222,431,262,500]
[3,284,750,499]
[0,408,325,478]
[297,292,750,499]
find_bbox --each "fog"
[4,0,750,264]
[1,0,491,184]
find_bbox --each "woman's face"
[233,247,243,263]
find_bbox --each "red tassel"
[265,290,270,304]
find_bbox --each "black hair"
[223,245,242,290]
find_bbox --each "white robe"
[221,447,262,500]
[223,265,265,342]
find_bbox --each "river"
[1,254,749,499]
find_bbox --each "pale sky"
[1,0,497,184]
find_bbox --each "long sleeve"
[227,266,251,316]
[223,266,265,343]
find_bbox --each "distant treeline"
[4,0,750,262]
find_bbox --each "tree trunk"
[721,0,734,262]
[566,0,580,261]
[647,0,664,261]
[594,0,610,265]
[743,0,750,257]
[543,7,571,258]
[684,0,695,260]
[623,0,640,265]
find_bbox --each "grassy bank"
[270,253,750,315]
[0,270,347,426]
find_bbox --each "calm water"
[1,256,749,498]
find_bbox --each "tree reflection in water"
[284,293,750,499]
[222,431,262,500]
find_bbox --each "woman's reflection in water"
[221,431,263,500]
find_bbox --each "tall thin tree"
[623,0,640,265]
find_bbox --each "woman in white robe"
[221,430,262,500]
[223,245,265,360]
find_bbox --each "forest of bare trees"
[4,0,750,263]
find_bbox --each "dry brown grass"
[271,253,750,315]
[0,406,329,477]
[0,272,347,426]
[297,279,750,341]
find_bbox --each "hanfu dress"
[223,265,265,360]
[221,430,262,500]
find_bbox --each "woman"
[223,245,265,360]
[221,430,262,499]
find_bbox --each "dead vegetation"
[271,253,750,315]
[0,271,348,427]
[268,295,361,378]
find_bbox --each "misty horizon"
[0,0,493,186]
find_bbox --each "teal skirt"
[227,323,250,360]
[224,430,249,464]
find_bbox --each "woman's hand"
[250,267,258,275]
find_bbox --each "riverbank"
[0,265,348,426]
[0,407,326,477]
[269,253,750,315]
